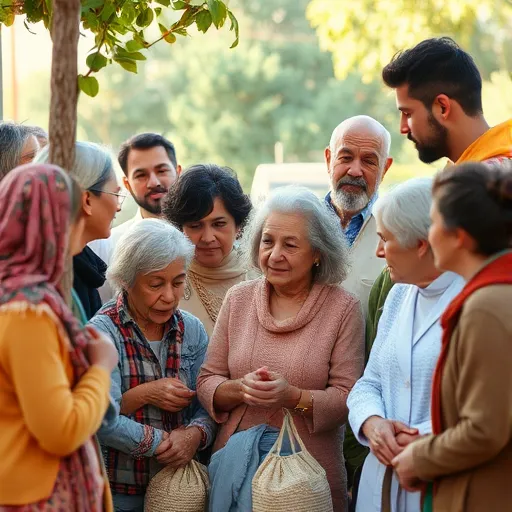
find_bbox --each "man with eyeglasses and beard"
[90,132,181,302]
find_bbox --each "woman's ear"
[417,238,430,258]
[82,190,93,217]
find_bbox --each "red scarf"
[431,251,512,435]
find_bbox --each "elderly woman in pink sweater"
[197,186,365,511]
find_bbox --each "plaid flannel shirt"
[92,294,216,495]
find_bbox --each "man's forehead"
[334,129,386,155]
[127,146,173,170]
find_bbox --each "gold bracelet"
[294,390,313,414]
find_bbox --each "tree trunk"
[48,0,80,170]
[48,0,81,306]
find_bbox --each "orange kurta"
[0,303,111,506]
[456,119,512,163]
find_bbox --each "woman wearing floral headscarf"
[0,164,118,510]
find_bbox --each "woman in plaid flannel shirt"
[91,219,216,512]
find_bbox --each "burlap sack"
[145,460,209,512]
[252,409,333,512]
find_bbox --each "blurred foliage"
[0,0,238,96]
[307,0,512,81]
[17,0,512,193]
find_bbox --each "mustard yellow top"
[0,303,111,505]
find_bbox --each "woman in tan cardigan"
[392,161,512,512]
[162,164,252,336]
[197,186,365,511]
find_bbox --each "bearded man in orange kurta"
[354,36,512,512]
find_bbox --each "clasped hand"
[362,416,419,466]
[154,426,202,468]
[147,377,196,413]
[240,366,299,409]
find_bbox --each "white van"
[250,163,329,204]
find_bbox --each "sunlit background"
[2,0,512,223]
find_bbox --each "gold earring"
[314,260,320,267]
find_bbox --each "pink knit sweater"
[197,278,365,511]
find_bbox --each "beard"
[409,114,449,164]
[131,186,168,215]
[331,176,370,213]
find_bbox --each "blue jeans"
[112,493,145,512]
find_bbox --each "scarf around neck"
[431,251,512,435]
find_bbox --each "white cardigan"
[348,271,465,512]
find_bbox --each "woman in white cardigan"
[347,178,464,512]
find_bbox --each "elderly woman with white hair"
[35,141,126,320]
[347,178,465,512]
[90,219,216,512]
[197,186,365,511]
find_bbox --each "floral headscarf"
[0,163,91,373]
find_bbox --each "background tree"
[8,0,512,211]
[306,0,512,81]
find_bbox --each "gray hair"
[242,186,349,285]
[107,219,195,293]
[374,177,434,248]
[34,141,115,193]
[0,121,31,180]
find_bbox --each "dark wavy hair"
[433,160,512,255]
[382,37,483,116]
[162,163,252,229]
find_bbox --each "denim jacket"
[90,295,216,494]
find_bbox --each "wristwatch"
[294,390,313,414]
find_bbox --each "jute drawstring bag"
[145,460,209,512]
[252,409,333,512]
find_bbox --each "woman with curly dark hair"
[163,164,252,335]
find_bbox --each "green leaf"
[120,3,137,24]
[3,10,15,27]
[86,51,108,72]
[136,7,154,28]
[207,0,227,29]
[159,22,177,43]
[126,51,146,61]
[100,1,116,22]
[154,0,171,6]
[195,10,212,33]
[83,11,100,30]
[172,1,188,10]
[126,39,145,52]
[228,11,239,48]
[78,75,99,97]
[114,57,138,73]
[173,27,188,36]
[164,32,177,43]
[115,46,147,61]
[155,7,162,17]
[81,0,104,9]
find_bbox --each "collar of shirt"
[325,192,378,245]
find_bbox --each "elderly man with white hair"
[91,219,215,512]
[325,115,393,317]
[347,178,464,512]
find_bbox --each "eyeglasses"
[89,189,128,206]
